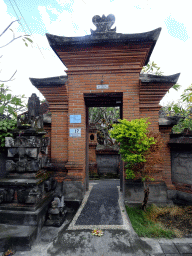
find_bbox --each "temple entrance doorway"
[84,92,124,193]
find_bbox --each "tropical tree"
[89,107,120,146]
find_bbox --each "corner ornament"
[91,14,116,35]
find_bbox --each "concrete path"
[12,179,192,256]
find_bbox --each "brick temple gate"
[30,14,180,202]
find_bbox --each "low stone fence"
[124,180,172,206]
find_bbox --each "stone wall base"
[124,180,173,206]
[167,189,192,205]
[62,180,85,202]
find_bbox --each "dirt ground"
[156,205,192,238]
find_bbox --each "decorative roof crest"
[90,14,116,35]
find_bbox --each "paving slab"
[47,229,152,256]
[75,181,123,225]
[160,243,179,254]
[174,243,192,254]
[140,238,164,254]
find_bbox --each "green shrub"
[109,118,155,179]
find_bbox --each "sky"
[0,0,192,106]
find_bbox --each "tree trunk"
[141,186,150,211]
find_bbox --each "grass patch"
[126,205,175,238]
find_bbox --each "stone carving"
[47,195,67,226]
[17,187,42,204]
[44,178,57,192]
[25,148,38,158]
[16,158,28,172]
[0,189,14,203]
[5,137,14,147]
[6,136,49,148]
[91,14,116,35]
[6,159,40,173]
[6,160,16,172]
[7,148,18,158]
[26,160,40,172]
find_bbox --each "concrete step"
[0,224,37,252]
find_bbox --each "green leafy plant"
[109,118,155,180]
[0,84,26,118]
[0,119,17,148]
[109,119,164,210]
[0,84,27,149]
[89,106,120,146]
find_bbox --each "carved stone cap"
[91,14,116,35]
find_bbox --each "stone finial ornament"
[91,14,116,35]
[17,93,43,129]
[28,93,40,119]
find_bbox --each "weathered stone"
[18,147,25,158]
[5,137,14,147]
[28,93,40,119]
[41,146,48,155]
[17,187,42,204]
[91,14,116,35]
[14,136,41,147]
[0,151,6,179]
[62,181,84,201]
[41,137,50,147]
[0,189,6,203]
[7,148,17,158]
[26,160,40,172]
[0,188,14,203]
[40,155,48,168]
[6,160,16,172]
[16,158,28,172]
[25,148,38,158]
[44,178,56,192]
[5,189,14,202]
[44,180,52,192]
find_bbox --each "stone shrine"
[0,94,63,251]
